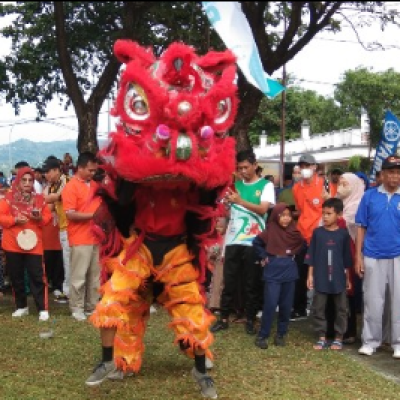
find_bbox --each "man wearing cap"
[355,155,400,357]
[43,157,70,302]
[291,153,325,320]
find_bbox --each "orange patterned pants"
[90,235,215,372]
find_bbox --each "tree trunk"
[232,77,264,151]
[77,107,99,154]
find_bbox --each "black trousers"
[220,245,262,322]
[292,244,308,314]
[6,251,47,311]
[44,250,64,292]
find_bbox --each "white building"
[254,112,375,167]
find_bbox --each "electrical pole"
[279,16,287,189]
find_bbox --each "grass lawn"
[0,294,399,400]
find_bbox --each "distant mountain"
[0,139,79,173]
[0,138,110,174]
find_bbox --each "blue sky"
[1,3,400,146]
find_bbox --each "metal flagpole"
[279,15,287,189]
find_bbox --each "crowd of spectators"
[0,152,101,322]
[208,150,400,357]
[1,147,399,377]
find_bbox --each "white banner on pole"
[202,1,284,98]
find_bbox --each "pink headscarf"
[339,173,365,241]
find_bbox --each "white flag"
[202,1,284,98]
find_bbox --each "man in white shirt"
[33,168,44,194]
[211,150,275,335]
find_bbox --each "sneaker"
[393,349,400,359]
[54,293,69,304]
[72,311,87,321]
[274,335,286,346]
[150,305,157,314]
[255,336,268,350]
[245,320,256,335]
[107,369,134,381]
[39,311,50,321]
[358,345,375,356]
[205,357,214,370]
[290,311,307,321]
[85,361,117,386]
[210,319,228,333]
[191,367,218,399]
[53,289,62,297]
[256,311,263,319]
[12,307,29,318]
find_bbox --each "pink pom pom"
[200,126,214,140]
[156,124,170,141]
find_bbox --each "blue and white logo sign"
[384,120,400,142]
[370,111,400,182]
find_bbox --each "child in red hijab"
[253,203,305,349]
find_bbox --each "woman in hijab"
[253,203,304,349]
[336,172,365,343]
[0,167,51,320]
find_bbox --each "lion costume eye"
[124,83,150,120]
[215,98,232,125]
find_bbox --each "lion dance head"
[99,39,238,190]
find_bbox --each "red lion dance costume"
[87,39,238,398]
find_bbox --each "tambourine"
[16,229,38,251]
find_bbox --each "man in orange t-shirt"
[62,152,101,321]
[292,153,325,320]
[328,167,343,198]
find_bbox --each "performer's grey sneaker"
[85,361,116,386]
[205,357,214,370]
[191,367,218,399]
[107,369,135,381]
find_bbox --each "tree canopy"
[334,67,400,147]
[249,83,359,146]
[1,1,399,152]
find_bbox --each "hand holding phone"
[30,209,42,220]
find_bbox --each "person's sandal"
[330,339,343,350]
[313,338,328,350]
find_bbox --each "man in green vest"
[211,150,275,335]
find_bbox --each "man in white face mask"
[291,154,325,320]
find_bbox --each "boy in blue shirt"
[306,198,352,350]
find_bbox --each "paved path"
[293,316,400,385]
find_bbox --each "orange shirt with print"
[293,175,324,245]
[0,198,52,255]
[62,176,101,246]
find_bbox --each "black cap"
[298,153,316,165]
[42,158,61,172]
[382,155,400,170]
